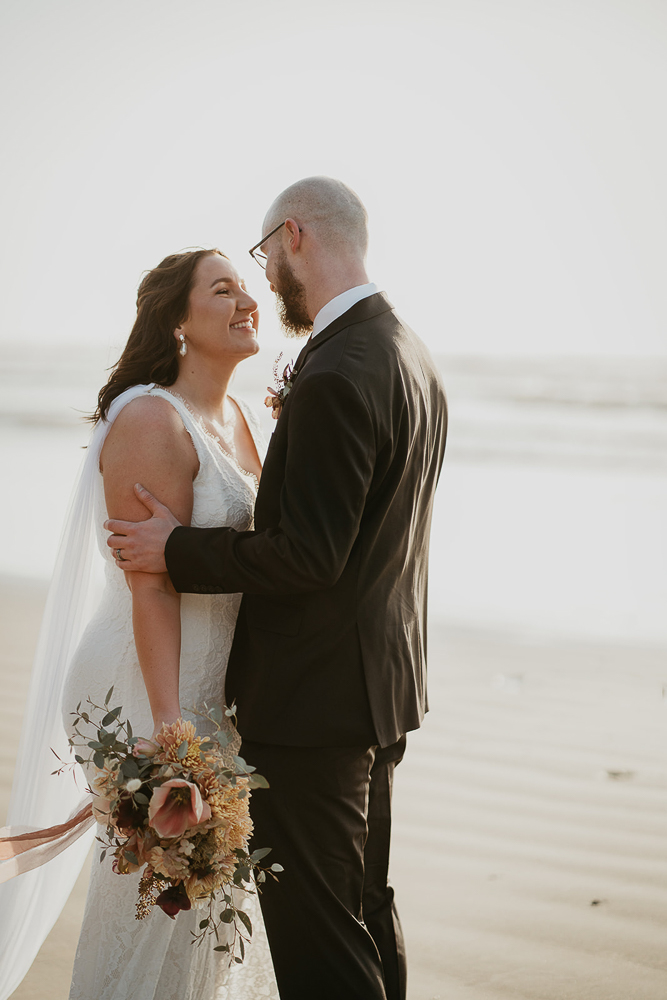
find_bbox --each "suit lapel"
[292,292,394,377]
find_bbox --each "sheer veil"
[0,384,155,1000]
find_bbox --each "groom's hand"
[105,484,181,573]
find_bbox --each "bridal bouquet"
[64,691,281,957]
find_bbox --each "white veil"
[0,384,155,1000]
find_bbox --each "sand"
[2,578,667,1000]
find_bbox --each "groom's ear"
[284,218,301,252]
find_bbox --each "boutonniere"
[265,354,298,420]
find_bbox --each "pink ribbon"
[0,800,95,882]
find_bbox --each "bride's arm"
[100,396,199,737]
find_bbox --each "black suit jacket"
[166,292,447,747]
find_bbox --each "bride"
[0,248,279,1000]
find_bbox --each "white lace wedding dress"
[61,386,279,1000]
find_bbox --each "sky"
[1,0,666,357]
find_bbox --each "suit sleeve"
[165,370,376,594]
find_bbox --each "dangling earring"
[178,334,188,357]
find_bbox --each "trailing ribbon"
[0,799,94,883]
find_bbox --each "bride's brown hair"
[93,248,227,422]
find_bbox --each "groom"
[106,177,447,999]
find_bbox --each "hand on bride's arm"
[99,395,198,733]
[105,484,181,574]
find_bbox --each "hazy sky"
[1,0,666,356]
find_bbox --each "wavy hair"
[93,248,226,422]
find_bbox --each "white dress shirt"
[311,282,378,339]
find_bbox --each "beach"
[3,578,666,1000]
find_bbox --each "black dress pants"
[240,737,408,1000]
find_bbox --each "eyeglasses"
[248,221,287,269]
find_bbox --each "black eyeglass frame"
[248,221,287,269]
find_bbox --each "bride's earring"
[178,334,188,357]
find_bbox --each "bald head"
[264,176,369,258]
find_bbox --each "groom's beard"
[273,253,313,340]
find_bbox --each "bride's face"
[176,254,259,361]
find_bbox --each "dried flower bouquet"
[61,690,281,960]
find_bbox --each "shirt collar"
[311,283,378,339]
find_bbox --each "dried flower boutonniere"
[265,354,298,420]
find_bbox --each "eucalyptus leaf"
[177,740,189,760]
[104,685,114,705]
[220,909,235,923]
[74,754,85,764]
[124,850,138,866]
[239,937,245,960]
[126,719,133,738]
[236,910,252,935]
[213,944,229,952]
[248,774,269,789]
[121,758,139,779]
[133,791,149,805]
[199,918,209,929]
[93,751,105,769]
[250,847,271,863]
[270,864,284,873]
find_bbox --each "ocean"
[1,346,666,645]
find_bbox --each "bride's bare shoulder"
[100,393,197,472]
[110,391,182,424]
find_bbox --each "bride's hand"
[151,712,183,741]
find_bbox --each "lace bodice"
[62,386,278,1000]
[83,384,264,733]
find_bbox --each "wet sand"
[2,578,666,999]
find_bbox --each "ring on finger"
[116,548,126,562]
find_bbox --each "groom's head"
[258,176,369,339]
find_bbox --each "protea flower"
[148,779,211,838]
[156,881,192,918]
